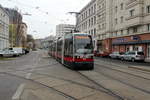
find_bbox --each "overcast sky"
[1,0,91,39]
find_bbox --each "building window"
[115,6,118,13]
[115,18,118,24]
[91,30,93,36]
[99,25,101,30]
[94,16,96,25]
[121,3,123,10]
[91,7,93,14]
[147,24,150,31]
[89,9,91,16]
[121,16,123,23]
[89,19,91,27]
[130,9,135,17]
[94,28,96,37]
[102,23,105,29]
[133,27,137,33]
[91,18,93,26]
[127,28,130,34]
[121,30,123,35]
[147,5,150,13]
[94,4,96,13]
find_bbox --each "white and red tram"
[49,33,94,70]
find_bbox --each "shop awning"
[112,40,150,45]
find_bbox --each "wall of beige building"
[97,0,150,39]
[0,5,9,50]
[76,0,97,50]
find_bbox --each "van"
[9,47,24,55]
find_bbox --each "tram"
[49,33,94,70]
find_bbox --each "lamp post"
[68,12,80,32]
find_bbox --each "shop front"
[112,33,150,59]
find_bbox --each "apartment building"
[76,0,97,50]
[5,8,23,47]
[0,5,9,50]
[56,24,75,38]
[96,0,150,59]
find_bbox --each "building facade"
[19,22,27,47]
[95,0,150,59]
[76,0,97,50]
[5,8,23,47]
[56,24,75,38]
[0,5,9,50]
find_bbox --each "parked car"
[109,52,124,59]
[96,51,110,57]
[9,47,24,55]
[0,49,19,57]
[120,51,145,62]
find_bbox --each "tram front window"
[75,35,93,54]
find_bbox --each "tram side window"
[64,38,73,57]
[57,41,62,56]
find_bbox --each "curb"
[12,84,25,100]
[128,66,150,72]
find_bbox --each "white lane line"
[12,84,25,100]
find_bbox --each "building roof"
[79,0,96,13]
[0,4,9,16]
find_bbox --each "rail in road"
[0,59,127,100]
[1,55,150,100]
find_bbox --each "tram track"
[0,61,127,100]
[0,62,78,100]
[95,59,150,75]
[95,62,150,81]
[1,71,78,100]
[76,71,128,100]
[2,56,149,100]
[94,63,150,94]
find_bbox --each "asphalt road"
[0,74,25,100]
[0,51,40,100]
[1,50,150,100]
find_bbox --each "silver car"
[0,50,19,57]
[120,51,145,62]
[109,52,124,59]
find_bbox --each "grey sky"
[1,0,91,39]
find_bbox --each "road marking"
[12,84,25,100]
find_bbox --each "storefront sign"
[131,35,140,41]
[113,38,127,43]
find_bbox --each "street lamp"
[68,12,80,32]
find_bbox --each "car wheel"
[121,57,124,61]
[131,58,135,62]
